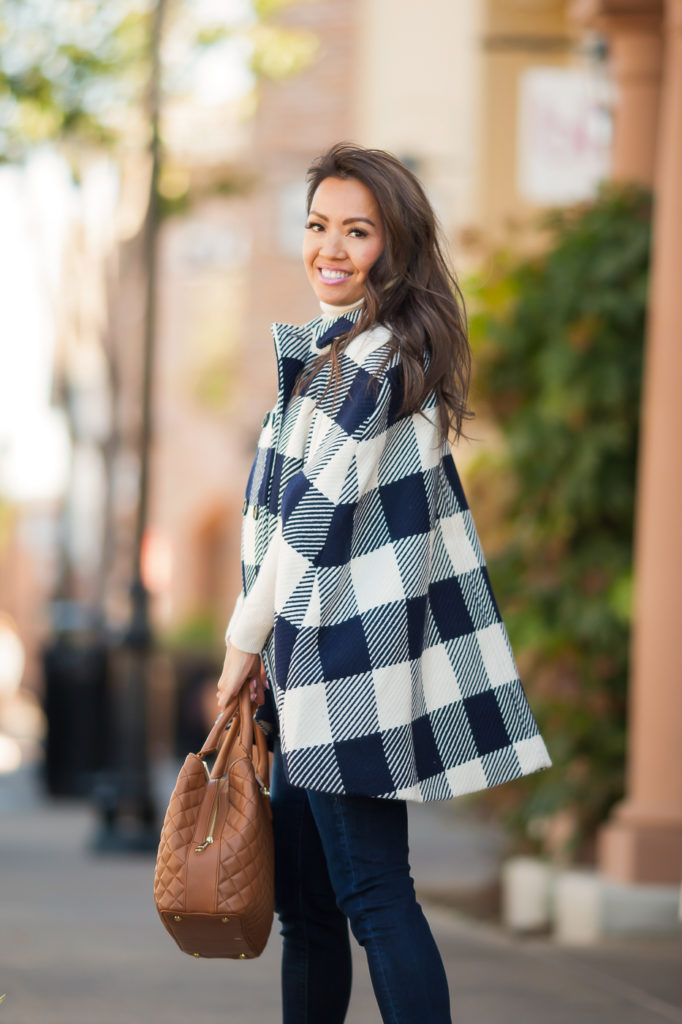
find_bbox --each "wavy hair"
[292,142,473,443]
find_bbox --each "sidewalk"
[1,765,681,1024]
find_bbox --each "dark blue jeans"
[270,740,452,1024]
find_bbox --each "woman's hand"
[216,644,267,712]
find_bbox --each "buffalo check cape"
[234,305,552,801]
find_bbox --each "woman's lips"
[317,266,352,284]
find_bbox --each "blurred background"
[1,0,681,951]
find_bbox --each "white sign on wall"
[518,67,613,205]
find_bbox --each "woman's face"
[303,176,385,306]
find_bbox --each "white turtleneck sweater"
[318,296,364,321]
[225,298,364,652]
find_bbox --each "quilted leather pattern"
[216,756,274,952]
[153,694,274,959]
[154,754,207,912]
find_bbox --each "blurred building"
[1,0,680,928]
[1,0,601,681]
[186,0,599,632]
[0,4,621,735]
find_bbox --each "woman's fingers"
[216,646,261,710]
[249,675,267,707]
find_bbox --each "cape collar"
[271,306,395,412]
[271,304,364,362]
[313,315,357,351]
[312,303,363,351]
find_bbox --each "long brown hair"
[293,142,473,443]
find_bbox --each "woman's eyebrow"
[309,209,376,227]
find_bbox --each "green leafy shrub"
[464,183,651,863]
[160,607,222,654]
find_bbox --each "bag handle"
[199,696,240,758]
[210,705,243,779]
[252,712,270,792]
[199,684,270,791]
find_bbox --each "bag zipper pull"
[194,779,223,853]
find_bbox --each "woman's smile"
[317,266,353,283]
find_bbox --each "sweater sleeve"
[224,589,245,644]
[226,520,282,653]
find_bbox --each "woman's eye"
[304,222,368,237]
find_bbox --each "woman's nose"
[319,231,347,259]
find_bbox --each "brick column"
[597,0,682,884]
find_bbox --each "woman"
[217,143,552,1023]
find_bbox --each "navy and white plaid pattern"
[238,307,552,801]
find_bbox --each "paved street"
[1,766,681,1024]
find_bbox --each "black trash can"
[42,602,110,797]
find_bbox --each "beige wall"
[357,0,580,259]
[356,0,484,253]
[479,1,579,243]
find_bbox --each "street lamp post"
[91,0,168,853]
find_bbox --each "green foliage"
[0,0,318,162]
[252,0,300,17]
[160,606,221,654]
[189,348,240,413]
[0,0,150,158]
[249,21,318,79]
[0,494,15,558]
[156,164,256,220]
[465,182,651,862]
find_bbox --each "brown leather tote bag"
[154,684,274,959]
